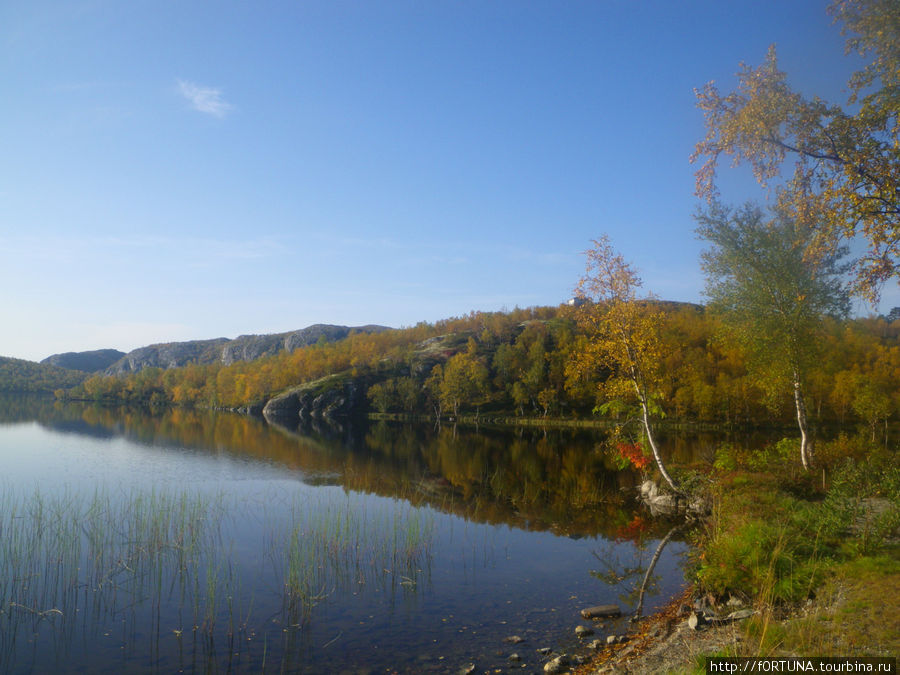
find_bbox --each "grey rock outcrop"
[106,339,228,375]
[262,376,363,422]
[221,324,387,365]
[103,324,390,375]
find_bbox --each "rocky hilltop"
[41,349,126,373]
[219,324,387,365]
[104,339,230,375]
[103,324,390,375]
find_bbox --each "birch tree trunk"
[793,371,811,471]
[636,382,679,492]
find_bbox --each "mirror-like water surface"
[0,396,694,673]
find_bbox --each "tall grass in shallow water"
[0,485,226,669]
[275,493,435,626]
[0,483,434,672]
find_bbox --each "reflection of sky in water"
[1,421,309,492]
[0,417,689,673]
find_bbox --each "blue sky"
[1,0,893,362]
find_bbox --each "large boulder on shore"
[639,480,711,517]
[262,375,362,422]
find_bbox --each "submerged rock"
[581,605,622,619]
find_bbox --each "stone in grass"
[581,605,622,619]
[543,654,569,674]
[726,609,755,622]
[575,625,594,637]
[687,611,705,631]
[606,634,629,645]
[588,639,603,650]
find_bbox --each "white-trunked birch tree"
[568,236,680,492]
[696,203,850,470]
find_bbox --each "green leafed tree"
[692,0,900,301]
[697,202,851,470]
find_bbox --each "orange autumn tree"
[568,236,679,492]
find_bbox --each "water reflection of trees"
[591,521,686,618]
[1,395,704,538]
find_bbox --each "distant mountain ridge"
[41,349,126,373]
[101,324,391,375]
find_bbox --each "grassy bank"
[686,435,898,666]
[692,453,898,660]
[580,435,898,674]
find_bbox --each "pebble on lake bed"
[574,625,594,637]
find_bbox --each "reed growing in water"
[0,483,434,671]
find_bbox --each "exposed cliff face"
[41,349,126,373]
[103,324,391,375]
[105,339,229,375]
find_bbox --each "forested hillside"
[57,304,899,430]
[0,356,88,393]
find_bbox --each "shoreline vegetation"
[366,411,846,434]
[23,304,896,437]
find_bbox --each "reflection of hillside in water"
[2,394,701,538]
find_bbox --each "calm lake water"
[0,396,702,674]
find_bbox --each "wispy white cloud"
[177,79,234,118]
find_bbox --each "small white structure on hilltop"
[566,296,586,307]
